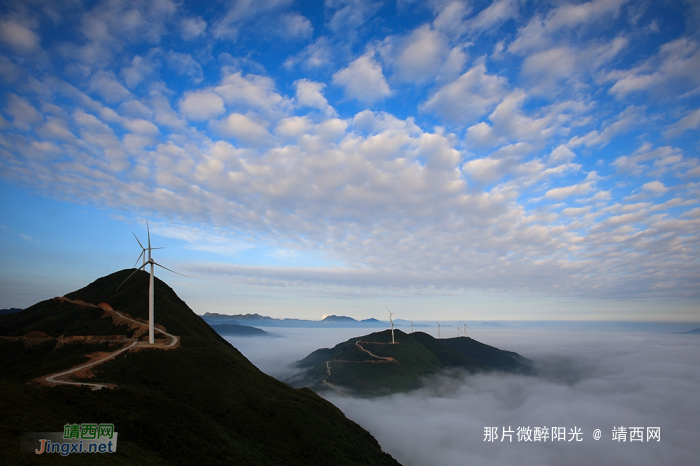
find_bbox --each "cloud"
[180,91,226,121]
[166,51,203,83]
[212,0,292,40]
[294,80,336,116]
[326,0,382,36]
[0,20,40,53]
[545,180,595,200]
[89,71,131,104]
[181,16,207,40]
[333,53,391,104]
[215,71,292,119]
[5,94,43,131]
[280,13,313,40]
[641,181,669,194]
[228,328,700,466]
[608,38,700,97]
[666,108,700,137]
[422,60,509,124]
[217,113,271,146]
[568,106,642,148]
[382,25,447,84]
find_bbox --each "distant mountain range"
[0,308,22,316]
[0,270,399,465]
[675,328,700,334]
[208,323,273,337]
[287,329,533,396]
[203,312,388,328]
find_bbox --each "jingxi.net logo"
[21,423,118,456]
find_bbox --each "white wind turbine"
[463,320,470,337]
[456,324,461,337]
[410,318,414,334]
[386,306,395,344]
[118,220,185,344]
[436,321,441,339]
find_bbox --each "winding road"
[38,297,179,390]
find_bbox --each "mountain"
[675,327,700,334]
[0,270,399,465]
[202,312,388,328]
[209,323,273,337]
[288,329,533,396]
[0,308,22,316]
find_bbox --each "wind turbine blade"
[117,264,147,291]
[132,232,145,250]
[146,219,151,250]
[153,261,188,277]
[133,250,144,269]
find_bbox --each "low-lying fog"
[224,326,700,466]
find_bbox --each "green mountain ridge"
[0,270,400,465]
[288,329,533,396]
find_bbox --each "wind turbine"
[436,321,441,339]
[463,320,470,337]
[410,318,414,334]
[118,220,185,344]
[132,232,160,268]
[456,324,461,337]
[386,306,395,344]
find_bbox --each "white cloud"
[166,51,203,83]
[608,38,700,97]
[180,92,226,121]
[0,20,40,53]
[88,71,131,104]
[294,80,336,116]
[280,13,313,40]
[422,60,508,124]
[666,108,700,137]
[642,181,669,194]
[467,0,520,32]
[5,94,43,131]
[383,25,447,83]
[545,181,595,200]
[181,17,207,40]
[215,71,292,119]
[218,113,271,146]
[212,0,292,40]
[326,0,382,35]
[332,53,391,104]
[568,106,642,148]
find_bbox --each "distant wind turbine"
[456,324,461,337]
[436,321,441,339]
[117,220,186,344]
[464,320,470,337]
[386,306,395,344]
[410,318,414,334]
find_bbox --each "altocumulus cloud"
[0,0,699,311]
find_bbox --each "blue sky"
[0,0,698,321]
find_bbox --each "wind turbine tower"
[410,318,414,334]
[386,306,395,344]
[118,220,185,344]
[436,321,441,339]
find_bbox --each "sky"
[0,0,698,321]
[227,327,700,466]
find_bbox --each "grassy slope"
[0,270,399,466]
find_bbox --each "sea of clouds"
[225,326,700,466]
